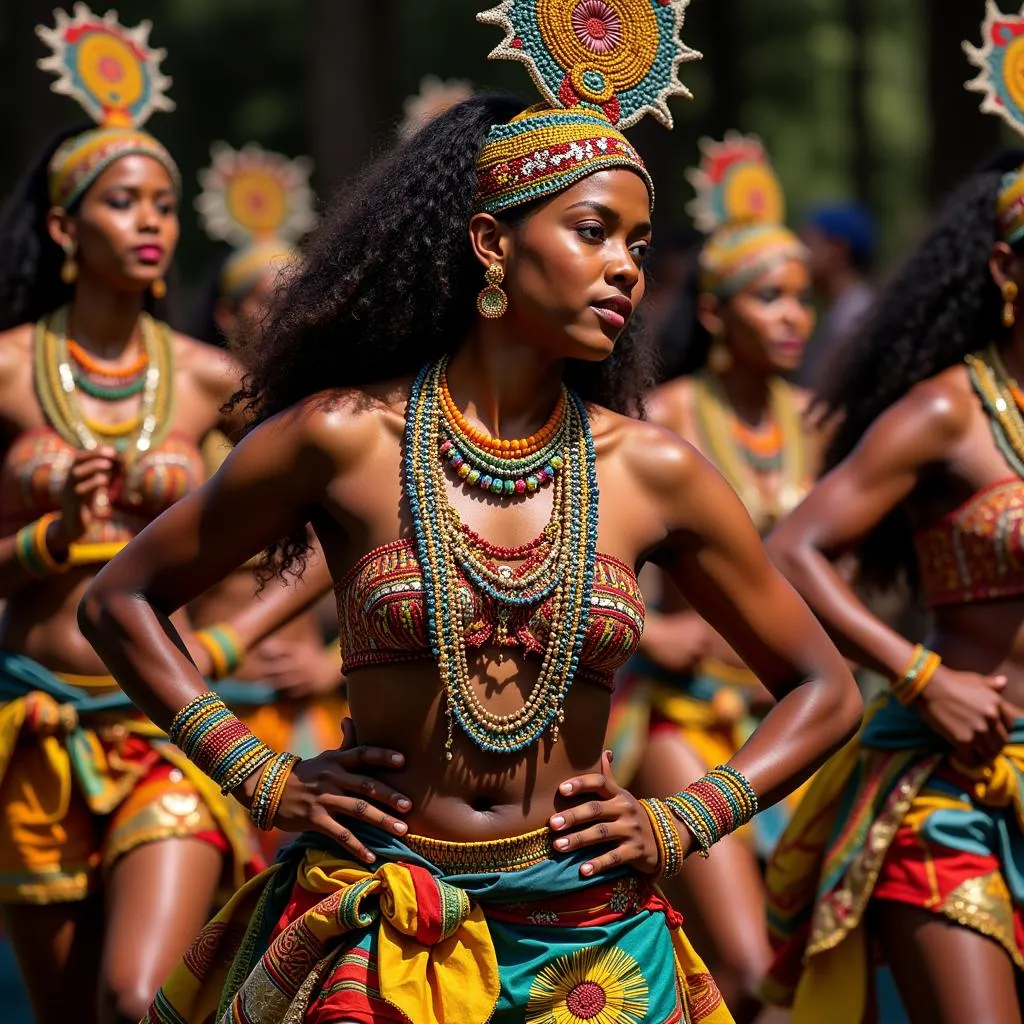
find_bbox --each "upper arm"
[640,433,847,696]
[89,401,348,614]
[179,335,247,437]
[768,380,968,558]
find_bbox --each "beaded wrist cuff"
[194,625,246,681]
[169,692,274,794]
[16,513,71,578]
[892,644,940,706]
[639,797,683,878]
[663,764,758,859]
[250,751,300,831]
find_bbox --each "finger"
[579,842,643,879]
[309,809,376,864]
[333,744,406,770]
[601,749,619,786]
[69,460,116,482]
[552,819,622,854]
[74,475,113,497]
[318,793,408,835]
[550,797,616,831]
[329,767,412,812]
[989,675,1008,691]
[557,772,615,799]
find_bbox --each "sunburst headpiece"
[196,142,317,301]
[688,132,806,299]
[474,0,700,214]
[398,75,475,140]
[964,2,1024,244]
[37,4,179,209]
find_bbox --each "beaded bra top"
[0,427,204,550]
[334,539,645,691]
[913,479,1024,607]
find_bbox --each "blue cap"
[804,201,877,269]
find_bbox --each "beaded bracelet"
[892,644,941,706]
[15,513,71,577]
[663,764,759,859]
[250,751,301,831]
[169,692,275,794]
[638,797,683,877]
[194,624,246,681]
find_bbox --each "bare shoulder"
[885,363,975,440]
[171,332,243,405]
[646,376,695,437]
[0,324,35,384]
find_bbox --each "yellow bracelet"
[194,624,246,681]
[15,512,71,577]
[893,645,941,705]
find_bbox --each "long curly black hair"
[0,127,176,331]
[816,149,1024,592]
[232,94,659,578]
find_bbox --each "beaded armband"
[662,764,758,859]
[639,797,683,878]
[15,512,71,578]
[194,624,246,681]
[169,692,274,794]
[892,644,940,706]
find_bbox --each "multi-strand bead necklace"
[438,359,567,495]
[404,358,598,756]
[34,306,174,455]
[966,344,1024,475]
[692,370,809,532]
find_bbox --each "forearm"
[769,537,915,679]
[0,517,76,599]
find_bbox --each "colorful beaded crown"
[474,0,699,214]
[688,133,806,298]
[37,4,179,209]
[964,2,1024,245]
[196,142,317,300]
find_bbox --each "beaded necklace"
[731,417,783,473]
[966,345,1024,476]
[438,358,569,495]
[69,337,149,401]
[404,358,598,756]
[34,306,174,455]
[693,370,809,531]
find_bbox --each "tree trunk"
[846,0,871,204]
[307,0,394,194]
[926,2,1001,204]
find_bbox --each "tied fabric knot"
[23,691,78,736]
[227,851,499,1024]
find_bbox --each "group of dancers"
[0,2,1021,1023]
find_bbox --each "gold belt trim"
[404,826,552,873]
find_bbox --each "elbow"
[77,570,129,655]
[764,522,805,582]
[818,664,864,753]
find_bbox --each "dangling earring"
[151,278,167,300]
[708,336,733,375]
[1003,281,1018,328]
[60,242,78,285]
[476,263,508,319]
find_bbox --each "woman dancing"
[762,11,1024,1022]
[0,10,316,1022]
[613,134,816,1023]
[82,3,860,1022]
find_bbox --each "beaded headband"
[474,0,699,215]
[37,5,179,210]
[964,2,1024,245]
[196,142,316,301]
[687,133,807,298]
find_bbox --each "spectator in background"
[797,201,877,390]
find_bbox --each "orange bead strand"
[68,340,149,379]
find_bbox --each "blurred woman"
[761,18,1024,1020]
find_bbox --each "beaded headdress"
[37,5,180,210]
[687,132,807,299]
[474,0,700,214]
[196,142,316,301]
[398,75,475,140]
[964,2,1024,245]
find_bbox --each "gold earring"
[708,337,733,375]
[1004,281,1018,329]
[60,242,78,285]
[476,263,507,319]
[151,278,167,300]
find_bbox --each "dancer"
[0,10,320,1023]
[762,9,1024,1022]
[83,4,860,1022]
[613,134,816,1022]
